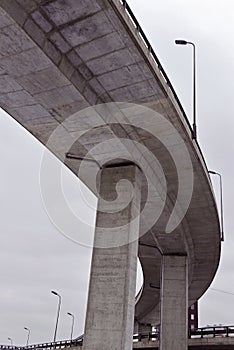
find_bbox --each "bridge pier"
[160,255,188,350]
[83,164,141,350]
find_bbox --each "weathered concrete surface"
[188,337,234,349]
[83,165,141,350]
[132,337,234,349]
[71,337,234,349]
[160,255,188,350]
[133,341,158,349]
[0,0,221,329]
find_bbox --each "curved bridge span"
[0,0,220,349]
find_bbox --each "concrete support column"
[83,164,142,350]
[160,255,188,350]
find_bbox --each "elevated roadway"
[0,0,221,348]
[2,336,234,350]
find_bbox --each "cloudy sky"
[1,0,234,346]
[126,0,234,328]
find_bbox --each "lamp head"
[175,39,188,45]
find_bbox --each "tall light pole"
[8,338,13,346]
[208,171,224,242]
[51,290,62,342]
[175,39,197,140]
[24,327,30,346]
[67,312,74,341]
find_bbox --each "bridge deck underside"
[0,0,220,325]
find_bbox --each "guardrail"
[24,339,82,350]
[133,326,234,341]
[133,332,159,342]
[190,325,234,338]
[0,337,83,350]
[1,326,234,349]
[0,347,21,350]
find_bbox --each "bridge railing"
[0,347,21,350]
[0,337,83,350]
[133,332,159,342]
[2,326,234,349]
[23,339,82,350]
[190,325,234,338]
[133,326,234,342]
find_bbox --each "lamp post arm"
[67,313,74,340]
[51,291,62,343]
[54,295,61,342]
[175,39,197,139]
[24,328,30,346]
[187,42,196,139]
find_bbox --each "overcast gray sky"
[1,0,234,346]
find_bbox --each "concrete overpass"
[0,0,221,349]
[2,334,234,350]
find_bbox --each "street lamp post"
[175,39,197,140]
[208,170,224,241]
[51,290,62,342]
[8,338,13,346]
[24,327,30,346]
[67,312,74,341]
